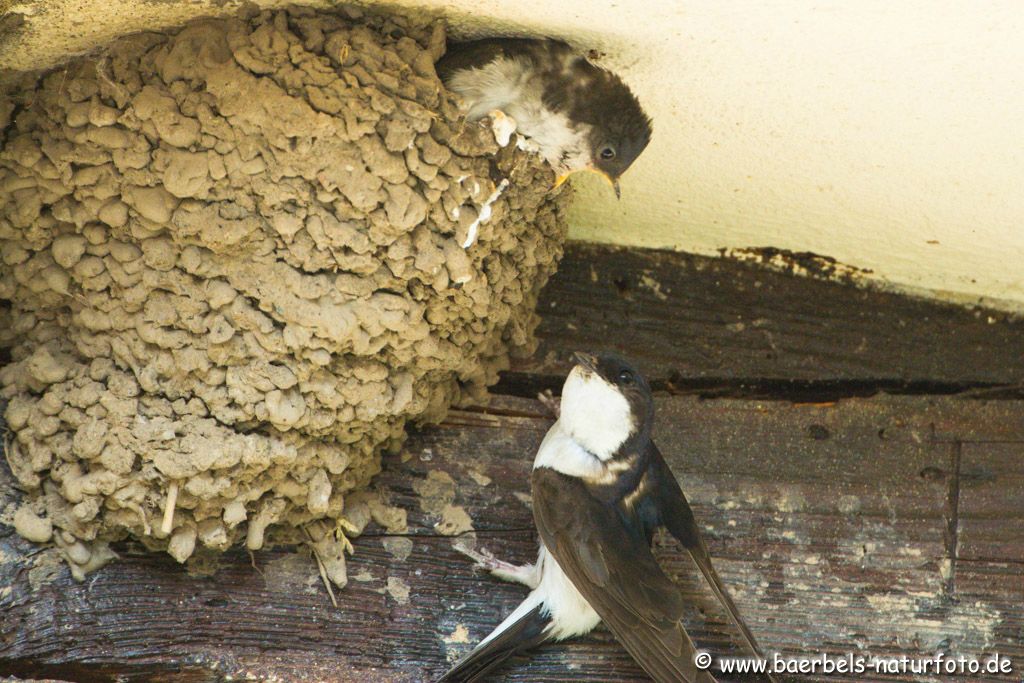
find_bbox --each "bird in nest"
[437,38,652,198]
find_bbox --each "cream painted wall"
[3,0,1023,310]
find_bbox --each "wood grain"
[2,394,1021,682]
[513,243,1024,391]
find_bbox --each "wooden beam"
[2,395,1021,682]
[513,243,1024,391]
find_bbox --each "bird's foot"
[486,109,518,147]
[537,389,560,419]
[456,544,539,588]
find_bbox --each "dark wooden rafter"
[508,244,1024,400]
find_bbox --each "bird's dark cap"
[574,69,652,187]
[533,42,652,184]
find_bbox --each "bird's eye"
[618,369,634,385]
[600,146,616,160]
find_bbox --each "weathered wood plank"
[958,442,1024,565]
[2,394,1021,682]
[515,243,1024,389]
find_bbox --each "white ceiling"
[3,0,1023,311]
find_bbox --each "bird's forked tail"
[436,596,550,682]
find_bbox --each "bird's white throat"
[558,366,635,460]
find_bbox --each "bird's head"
[586,113,652,199]
[560,351,654,460]
[554,61,652,199]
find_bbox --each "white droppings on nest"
[462,178,511,249]
[160,481,179,536]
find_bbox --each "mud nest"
[0,6,569,585]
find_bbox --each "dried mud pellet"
[13,506,53,543]
[168,524,198,563]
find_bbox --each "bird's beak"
[553,169,621,199]
[572,351,599,373]
[588,167,620,199]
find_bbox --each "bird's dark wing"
[436,38,570,80]
[532,466,717,683]
[648,441,775,679]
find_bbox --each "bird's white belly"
[536,544,601,640]
[446,57,590,173]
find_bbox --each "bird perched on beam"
[437,38,652,198]
[438,352,774,683]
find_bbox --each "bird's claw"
[486,109,518,147]
[537,389,560,418]
[456,543,539,588]
[456,544,498,572]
